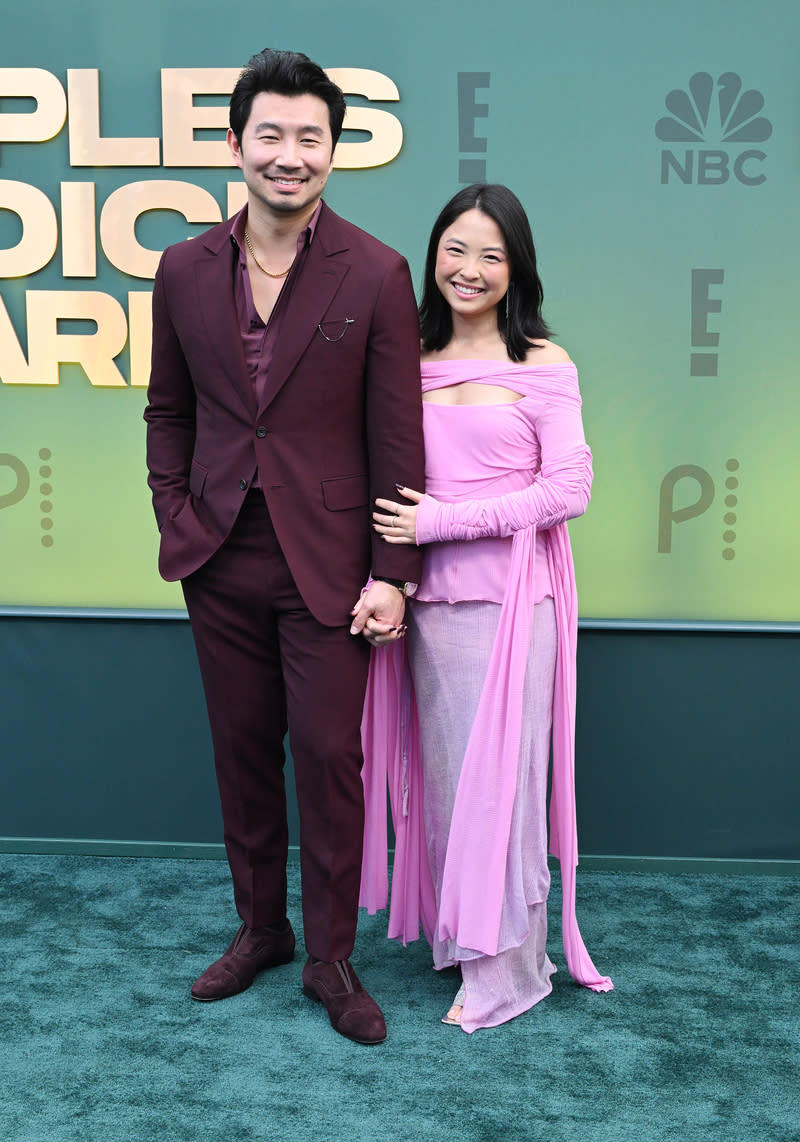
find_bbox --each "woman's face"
[434,208,511,319]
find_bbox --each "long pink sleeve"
[416,397,592,543]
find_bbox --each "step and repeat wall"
[1,0,797,623]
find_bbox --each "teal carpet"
[1,855,797,1141]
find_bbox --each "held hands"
[373,486,424,545]
[350,580,407,647]
[351,485,425,647]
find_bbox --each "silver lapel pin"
[317,318,355,342]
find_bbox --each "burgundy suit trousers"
[181,489,370,962]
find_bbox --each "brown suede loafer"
[191,920,295,1001]
[301,956,387,1045]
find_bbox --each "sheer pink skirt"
[407,596,559,1032]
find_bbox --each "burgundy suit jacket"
[144,202,424,626]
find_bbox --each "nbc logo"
[656,72,772,186]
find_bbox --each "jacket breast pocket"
[317,316,356,343]
[321,474,368,511]
[189,460,208,497]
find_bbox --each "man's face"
[228,91,335,219]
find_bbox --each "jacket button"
[256,426,267,438]
[239,479,248,490]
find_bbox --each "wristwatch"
[373,576,417,597]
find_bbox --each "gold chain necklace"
[244,227,293,279]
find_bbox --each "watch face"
[374,577,416,597]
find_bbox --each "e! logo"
[457,72,490,184]
[658,459,740,559]
[691,269,724,377]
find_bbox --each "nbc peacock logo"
[656,72,772,186]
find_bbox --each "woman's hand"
[373,486,424,545]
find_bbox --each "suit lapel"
[194,221,256,418]
[188,205,352,418]
[258,206,351,414]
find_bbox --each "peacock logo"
[656,72,771,186]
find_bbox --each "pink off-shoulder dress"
[360,359,612,1032]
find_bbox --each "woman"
[358,184,612,1032]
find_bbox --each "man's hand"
[350,580,406,647]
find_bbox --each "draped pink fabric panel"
[360,361,612,993]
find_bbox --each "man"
[144,49,423,1046]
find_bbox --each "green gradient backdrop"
[1,0,797,620]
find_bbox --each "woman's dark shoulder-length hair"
[419,183,552,363]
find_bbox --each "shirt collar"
[230,199,323,257]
